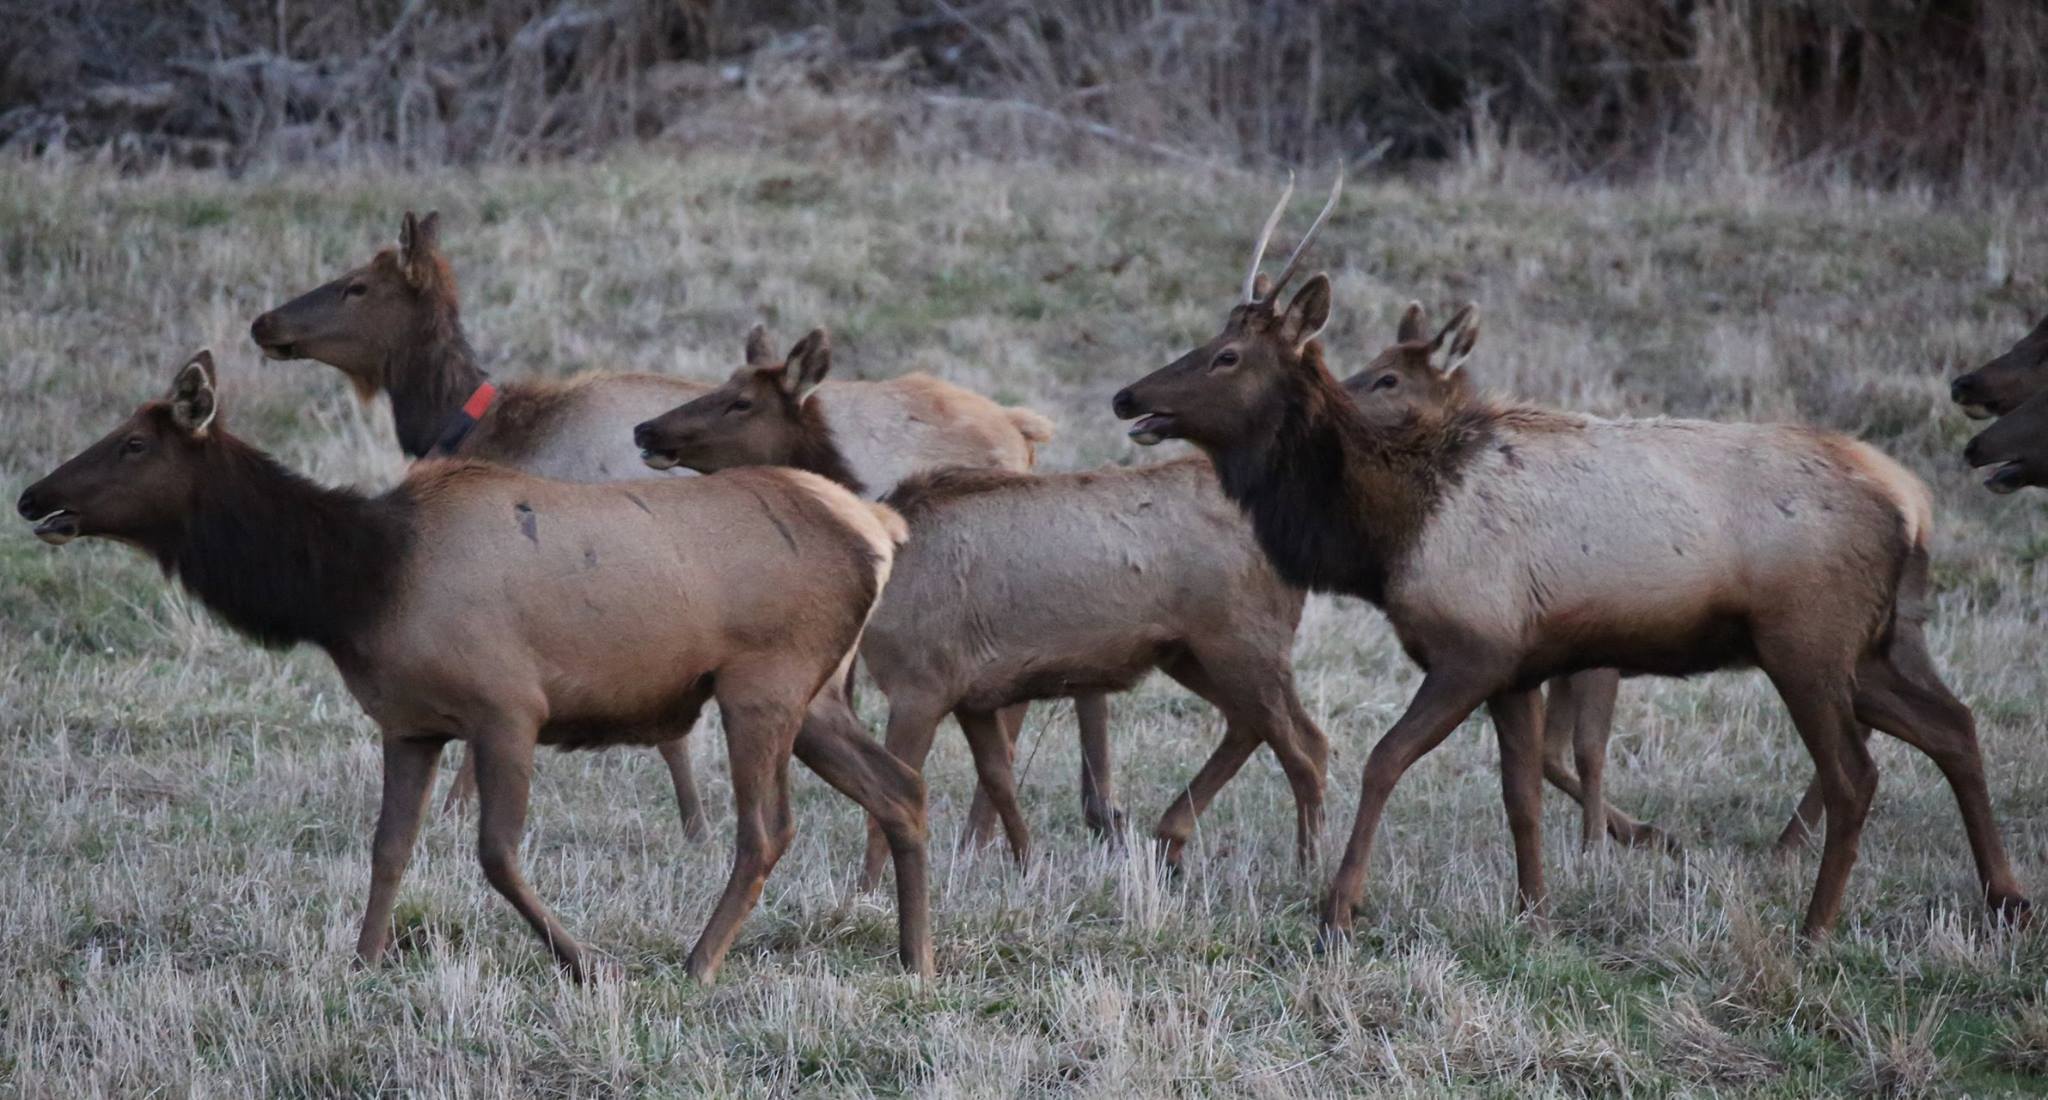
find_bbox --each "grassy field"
[3,152,2047,1096]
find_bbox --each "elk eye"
[343,283,368,299]
[728,399,753,414]
[121,435,148,455]
[1212,349,1240,369]
[1372,374,1399,391]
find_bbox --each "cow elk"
[250,211,1058,836]
[1951,311,2048,419]
[1342,301,1665,853]
[1113,174,2029,943]
[17,352,934,983]
[636,361,1331,875]
[635,326,1133,843]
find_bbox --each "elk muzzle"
[1111,385,1177,446]
[633,418,688,471]
[249,310,302,361]
[1963,407,2048,494]
[16,485,80,545]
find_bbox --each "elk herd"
[14,172,2044,983]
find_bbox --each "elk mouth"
[31,509,79,545]
[1983,460,2030,494]
[1958,402,1995,421]
[640,447,683,471]
[1127,413,1177,445]
[257,340,300,361]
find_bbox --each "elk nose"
[17,488,44,520]
[249,312,278,344]
[1110,387,1138,419]
[632,421,657,449]
[1963,435,1986,467]
[1952,374,1982,404]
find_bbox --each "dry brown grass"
[1,150,2046,1095]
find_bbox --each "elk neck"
[153,431,414,657]
[383,302,490,458]
[785,397,868,497]
[1207,344,1488,606]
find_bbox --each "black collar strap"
[429,380,498,457]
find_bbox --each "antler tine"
[1241,170,1295,303]
[1262,166,1345,303]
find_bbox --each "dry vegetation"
[2,149,2048,1095]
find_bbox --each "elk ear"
[744,324,779,368]
[168,350,219,436]
[781,328,832,403]
[1396,301,1429,343]
[1432,304,1481,376]
[399,210,442,289]
[1277,274,1332,350]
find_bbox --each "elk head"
[1951,313,2048,420]
[1343,301,1480,429]
[634,325,833,473]
[17,351,221,546]
[249,211,457,400]
[1112,171,1344,449]
[1964,387,2048,494]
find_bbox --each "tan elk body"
[1114,175,2028,941]
[250,212,1054,833]
[16,354,934,983]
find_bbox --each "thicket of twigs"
[4,1,2045,186]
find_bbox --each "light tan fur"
[854,457,1329,879]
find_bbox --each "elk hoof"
[1990,894,2033,931]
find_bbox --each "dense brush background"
[3,1,2048,1096]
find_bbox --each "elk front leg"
[470,729,591,981]
[357,735,445,967]
[1540,672,1671,851]
[862,698,948,890]
[1323,667,1494,945]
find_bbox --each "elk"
[636,348,1331,874]
[16,352,934,983]
[1951,312,2048,419]
[1112,175,2029,942]
[634,327,1127,842]
[250,211,1057,836]
[1340,300,1663,852]
[1963,387,2048,493]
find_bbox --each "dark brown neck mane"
[1205,343,1491,605]
[384,298,487,458]
[783,396,868,497]
[148,432,413,655]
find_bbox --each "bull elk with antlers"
[1113,174,2029,942]
[17,352,933,982]
[250,211,1056,836]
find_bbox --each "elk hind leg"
[470,726,592,980]
[793,686,934,975]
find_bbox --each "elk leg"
[1539,673,1668,851]
[1762,661,1875,942]
[1855,637,2030,921]
[686,679,805,984]
[470,730,591,980]
[655,736,708,841]
[1489,689,1549,923]
[1775,777,1828,853]
[964,702,1031,849]
[1074,693,1124,839]
[862,698,948,889]
[956,707,1032,867]
[791,688,934,975]
[1158,652,1325,870]
[442,747,479,813]
[356,736,445,967]
[1324,667,1496,944]
[1568,670,1617,852]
